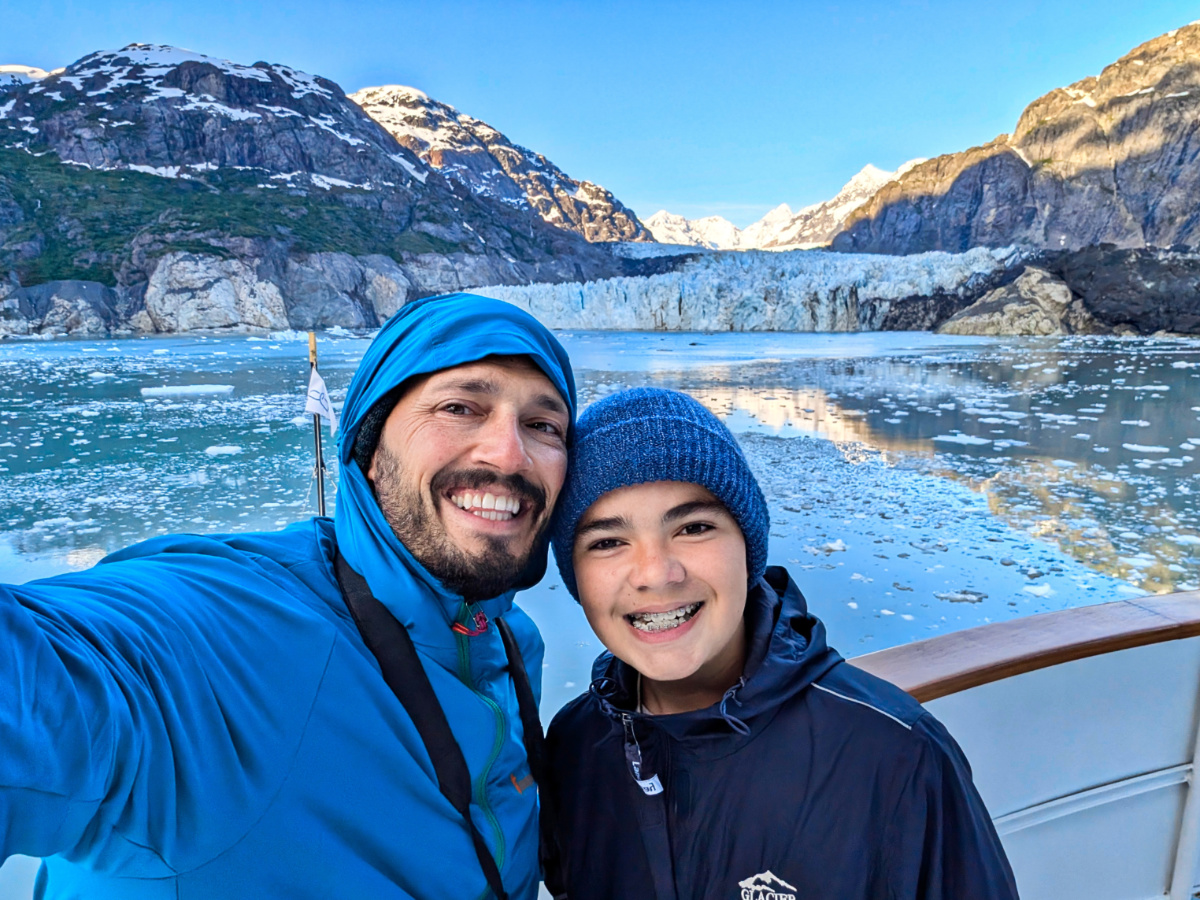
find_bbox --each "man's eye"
[679,522,713,536]
[528,420,563,436]
[442,403,471,415]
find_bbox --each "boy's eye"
[679,522,713,536]
[586,537,623,552]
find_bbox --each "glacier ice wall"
[477,246,1014,331]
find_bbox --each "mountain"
[835,22,1200,254]
[0,65,58,92]
[643,210,744,249]
[0,44,651,335]
[644,162,923,251]
[350,84,649,243]
[759,160,925,249]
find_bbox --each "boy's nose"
[631,542,686,591]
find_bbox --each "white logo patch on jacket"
[738,870,797,900]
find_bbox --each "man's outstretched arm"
[0,540,337,871]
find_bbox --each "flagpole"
[308,331,327,516]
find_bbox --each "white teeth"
[449,491,520,520]
[629,603,702,634]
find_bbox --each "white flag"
[305,368,339,435]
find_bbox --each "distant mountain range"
[645,161,924,251]
[350,85,649,243]
[835,22,1200,254]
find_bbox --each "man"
[542,388,1018,900]
[0,293,574,900]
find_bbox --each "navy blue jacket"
[542,567,1018,900]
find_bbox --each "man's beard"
[370,442,550,603]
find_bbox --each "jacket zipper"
[455,604,508,896]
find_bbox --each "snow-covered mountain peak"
[0,64,60,92]
[0,44,436,188]
[647,160,928,251]
[352,83,649,242]
[51,44,337,102]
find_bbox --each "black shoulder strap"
[334,551,509,900]
[495,617,548,789]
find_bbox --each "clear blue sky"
[3,0,1198,226]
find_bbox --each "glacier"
[477,245,1016,331]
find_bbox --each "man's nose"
[631,541,685,591]
[473,412,533,473]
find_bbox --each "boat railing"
[852,591,1200,900]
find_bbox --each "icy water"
[1,330,1199,719]
[0,329,1198,897]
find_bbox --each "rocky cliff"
[350,85,649,243]
[0,44,647,334]
[835,23,1200,254]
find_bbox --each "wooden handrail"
[849,590,1200,703]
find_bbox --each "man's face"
[367,356,570,602]
[571,480,748,687]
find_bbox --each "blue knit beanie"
[551,387,770,601]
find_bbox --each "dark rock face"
[351,85,650,243]
[835,23,1200,255]
[1044,245,1200,334]
[5,47,425,187]
[1,279,121,334]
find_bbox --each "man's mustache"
[430,468,548,515]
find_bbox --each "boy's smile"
[572,480,749,712]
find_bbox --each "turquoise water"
[1,330,1198,716]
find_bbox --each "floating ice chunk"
[933,434,992,446]
[1072,433,1091,440]
[1120,420,1151,427]
[1172,534,1200,546]
[847,601,858,609]
[821,539,847,553]
[1024,584,1054,597]
[88,372,115,379]
[850,572,872,582]
[1052,460,1076,468]
[1172,361,1199,369]
[1122,443,1169,453]
[880,609,895,616]
[204,445,243,456]
[935,590,987,604]
[141,384,234,397]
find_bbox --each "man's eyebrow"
[435,381,567,416]
[440,378,500,395]
[532,393,569,416]
[575,514,632,540]
[662,500,728,524]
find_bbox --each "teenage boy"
[542,387,1018,900]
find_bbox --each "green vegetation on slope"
[0,148,467,286]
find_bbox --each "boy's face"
[572,480,748,687]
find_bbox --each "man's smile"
[448,490,524,522]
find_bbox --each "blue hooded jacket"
[542,567,1018,900]
[0,294,575,900]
